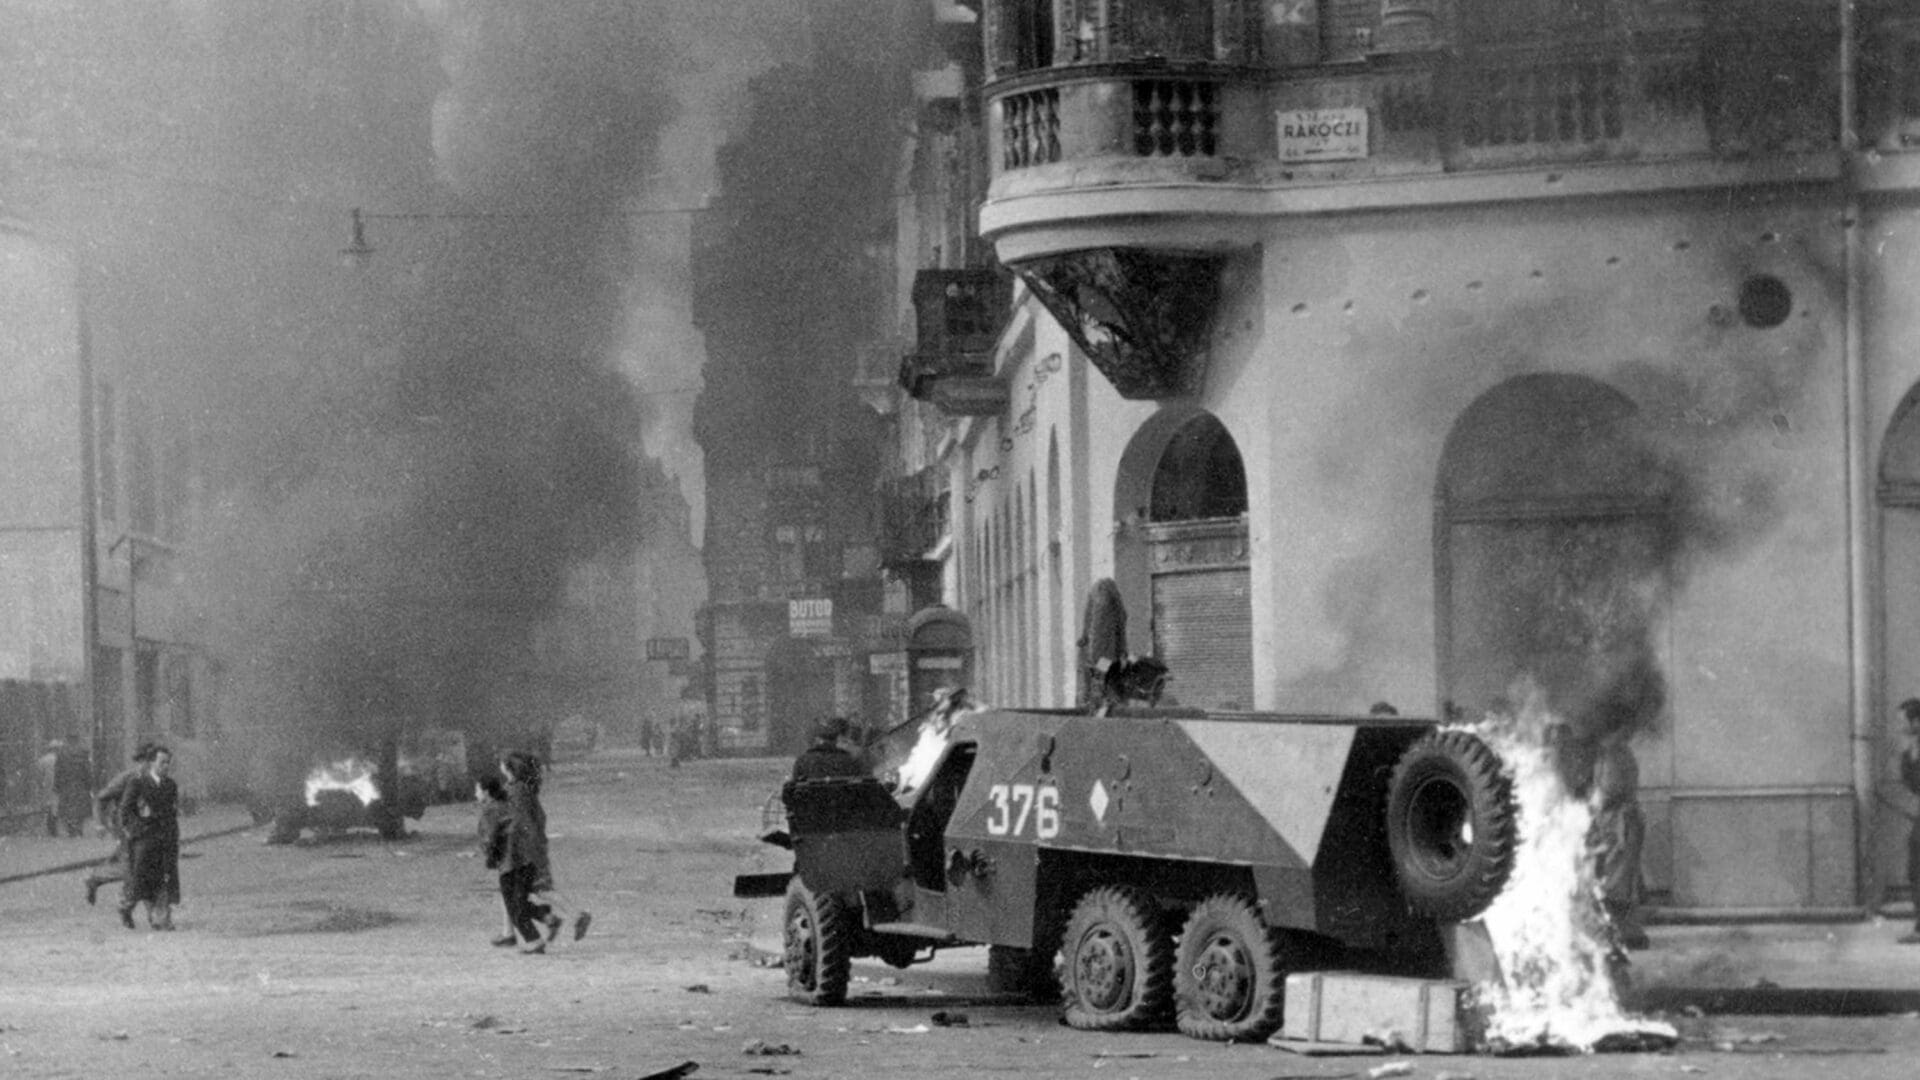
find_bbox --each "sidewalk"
[0,801,259,888]
[1625,916,1920,1014]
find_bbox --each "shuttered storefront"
[1147,518,1252,711]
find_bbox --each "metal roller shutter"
[1151,565,1253,710]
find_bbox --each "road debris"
[1709,1029,1781,1051]
[929,1010,969,1027]
[741,1040,799,1056]
[1269,1037,1387,1056]
[885,1023,931,1035]
[635,1063,698,1080]
[684,984,712,994]
[1367,1062,1413,1079]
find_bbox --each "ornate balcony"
[897,268,1013,417]
[879,467,950,570]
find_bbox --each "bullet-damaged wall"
[1213,191,1855,908]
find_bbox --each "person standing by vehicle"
[118,745,181,931]
[1589,729,1650,951]
[790,717,866,782]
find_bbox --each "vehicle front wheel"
[1059,885,1172,1031]
[1174,893,1289,1042]
[783,878,854,1006]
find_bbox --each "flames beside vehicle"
[264,744,437,843]
[1470,698,1677,1054]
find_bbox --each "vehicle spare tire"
[1385,730,1517,922]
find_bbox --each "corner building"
[901,1,1920,917]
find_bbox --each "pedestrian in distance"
[39,738,94,837]
[83,742,156,907]
[1897,698,1920,945]
[118,744,181,931]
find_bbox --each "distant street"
[2,748,1918,1079]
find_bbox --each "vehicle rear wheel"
[1385,730,1517,921]
[1174,893,1290,1042]
[1059,885,1173,1031]
[783,878,854,1006]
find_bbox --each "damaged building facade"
[881,0,1920,917]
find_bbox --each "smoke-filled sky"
[0,0,815,764]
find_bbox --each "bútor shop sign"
[1276,107,1368,162]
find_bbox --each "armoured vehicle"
[737,706,1515,1042]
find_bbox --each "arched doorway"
[1136,412,1252,710]
[1874,383,1920,904]
[1435,374,1679,750]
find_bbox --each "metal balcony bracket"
[1012,248,1223,400]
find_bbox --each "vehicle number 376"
[984,783,1061,839]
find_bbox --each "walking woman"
[118,744,181,931]
[498,751,562,953]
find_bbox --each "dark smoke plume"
[191,1,688,776]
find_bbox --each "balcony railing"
[880,468,949,569]
[1452,55,1625,152]
[1001,86,1061,168]
[1133,78,1220,157]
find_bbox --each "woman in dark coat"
[118,745,181,931]
[498,752,560,953]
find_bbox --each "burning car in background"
[259,741,434,844]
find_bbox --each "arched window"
[1149,413,1246,522]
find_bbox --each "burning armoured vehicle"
[258,740,435,844]
[738,705,1516,1043]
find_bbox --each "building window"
[96,381,117,527]
[162,433,191,543]
[1149,414,1247,522]
[130,405,156,538]
[994,0,1055,72]
[1459,0,1613,44]
[167,653,194,739]
[135,645,161,740]
[774,524,830,582]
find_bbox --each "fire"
[892,688,979,796]
[1469,694,1676,1053]
[304,758,381,807]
